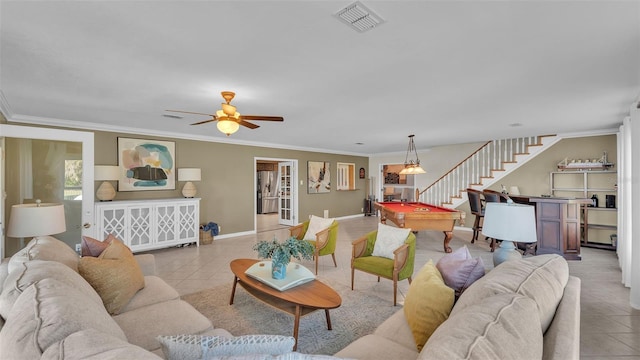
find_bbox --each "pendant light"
[399,134,426,175]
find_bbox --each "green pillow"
[403,260,455,351]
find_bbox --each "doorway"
[255,157,298,233]
[378,163,415,203]
[0,125,94,258]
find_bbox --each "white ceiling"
[1,1,639,156]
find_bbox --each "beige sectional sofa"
[335,254,580,360]
[0,236,232,359]
[0,236,580,360]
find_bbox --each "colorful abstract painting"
[117,137,175,191]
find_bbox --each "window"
[64,159,83,200]
[337,162,355,190]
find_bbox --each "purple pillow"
[436,246,485,298]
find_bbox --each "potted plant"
[253,236,314,279]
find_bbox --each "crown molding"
[6,113,370,157]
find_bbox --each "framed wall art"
[118,137,176,191]
[308,161,330,193]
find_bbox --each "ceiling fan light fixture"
[399,135,426,175]
[221,103,237,116]
[217,117,240,136]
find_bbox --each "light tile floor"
[145,214,640,359]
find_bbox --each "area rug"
[182,280,400,355]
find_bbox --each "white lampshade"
[509,186,521,195]
[7,202,66,238]
[178,168,201,181]
[95,165,120,181]
[482,202,537,266]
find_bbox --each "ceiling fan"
[166,91,284,136]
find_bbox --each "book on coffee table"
[244,261,316,291]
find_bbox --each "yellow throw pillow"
[403,260,455,351]
[78,239,145,315]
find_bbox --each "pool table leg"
[443,231,453,253]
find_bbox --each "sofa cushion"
[8,235,79,273]
[435,245,485,298]
[0,260,102,319]
[303,215,335,241]
[421,293,543,359]
[372,223,411,259]
[157,334,295,359]
[334,334,420,360]
[114,299,213,351]
[372,309,418,351]
[403,260,454,351]
[0,278,126,359]
[42,328,161,360]
[78,238,145,315]
[451,254,569,333]
[81,234,116,257]
[119,275,180,313]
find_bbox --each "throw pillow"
[302,215,335,241]
[78,239,145,315]
[371,223,411,259]
[157,334,295,360]
[81,234,116,257]
[403,260,455,351]
[436,246,485,298]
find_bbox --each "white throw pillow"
[157,334,295,360]
[371,223,411,259]
[302,215,335,241]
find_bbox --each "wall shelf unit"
[550,170,617,250]
[95,198,200,253]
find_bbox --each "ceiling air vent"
[335,1,385,33]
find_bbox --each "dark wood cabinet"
[511,196,591,260]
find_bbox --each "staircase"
[417,135,560,208]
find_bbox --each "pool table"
[373,201,462,253]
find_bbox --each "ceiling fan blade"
[240,115,284,122]
[190,118,217,126]
[166,109,217,117]
[239,120,260,129]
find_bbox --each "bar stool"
[466,188,485,244]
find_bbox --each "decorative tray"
[245,261,315,291]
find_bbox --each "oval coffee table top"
[230,258,341,309]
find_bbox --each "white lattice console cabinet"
[95,198,200,252]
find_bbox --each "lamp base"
[493,240,522,266]
[182,181,197,198]
[96,181,116,201]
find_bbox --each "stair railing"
[417,136,541,206]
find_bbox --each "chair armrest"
[289,223,305,240]
[352,235,368,259]
[393,243,410,272]
[315,226,331,250]
[134,254,156,276]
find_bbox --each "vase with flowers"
[253,236,314,279]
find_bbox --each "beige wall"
[93,131,368,235]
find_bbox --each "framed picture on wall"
[117,137,176,191]
[308,161,330,193]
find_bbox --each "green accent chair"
[351,229,416,306]
[289,220,339,275]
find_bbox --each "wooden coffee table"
[229,259,342,350]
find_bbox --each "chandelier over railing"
[399,134,426,175]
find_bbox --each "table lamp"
[95,165,120,201]
[7,200,67,244]
[482,201,537,266]
[178,168,201,198]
